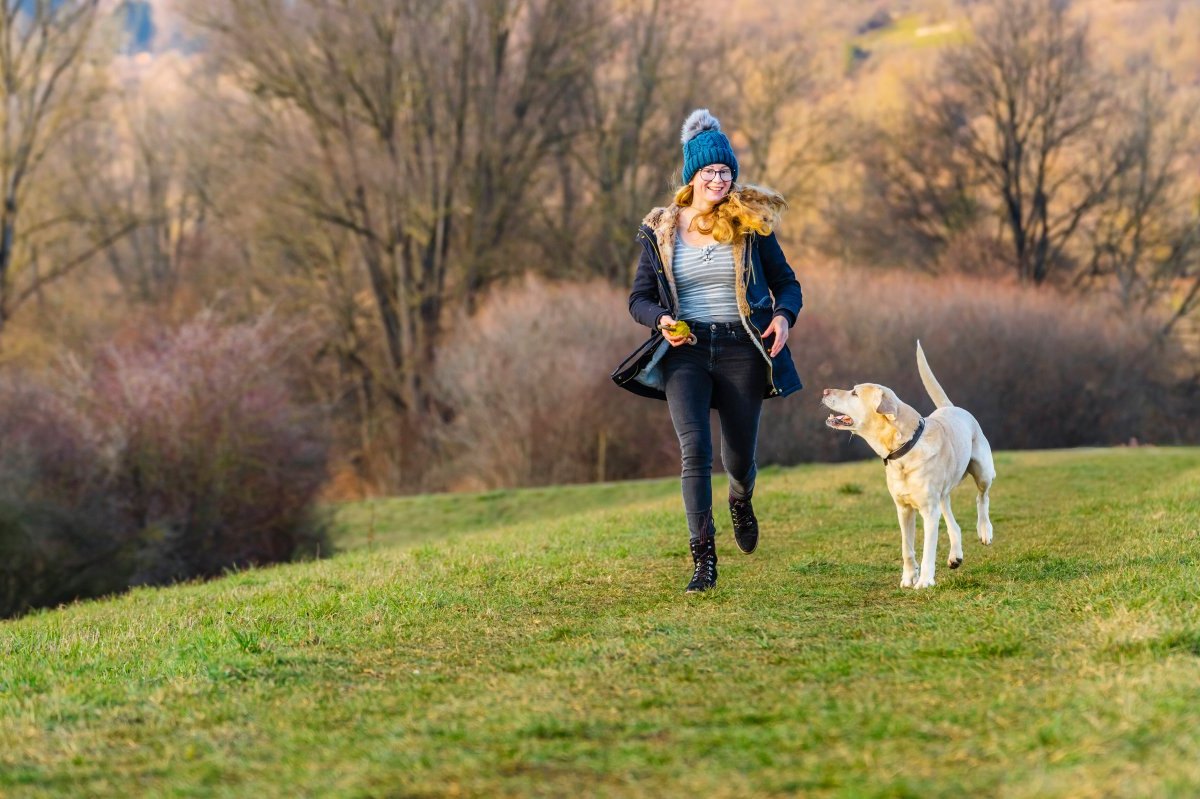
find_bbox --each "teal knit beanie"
[681,109,738,185]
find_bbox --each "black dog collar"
[884,418,926,465]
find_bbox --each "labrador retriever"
[822,342,995,589]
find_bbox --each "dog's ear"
[875,390,899,421]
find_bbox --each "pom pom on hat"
[681,108,721,145]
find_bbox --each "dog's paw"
[914,575,936,589]
[948,556,963,569]
[900,572,917,589]
[978,524,993,545]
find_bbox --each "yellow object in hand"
[659,319,691,338]
[658,319,696,345]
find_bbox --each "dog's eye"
[850,389,857,397]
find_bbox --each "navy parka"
[613,219,804,402]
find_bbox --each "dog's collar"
[884,418,926,465]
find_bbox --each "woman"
[612,109,803,593]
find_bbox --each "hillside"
[1,448,1198,797]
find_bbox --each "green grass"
[2,448,1199,798]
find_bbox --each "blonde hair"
[672,183,788,244]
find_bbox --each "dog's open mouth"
[826,414,854,429]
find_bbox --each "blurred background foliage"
[0,0,1197,507]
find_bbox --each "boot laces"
[689,538,716,586]
[731,498,752,528]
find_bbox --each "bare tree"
[456,0,597,305]
[1079,73,1200,335]
[860,105,981,268]
[65,74,215,307]
[724,33,842,204]
[195,0,594,416]
[542,0,717,283]
[0,0,114,340]
[894,0,1127,284]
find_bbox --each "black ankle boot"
[685,535,718,593]
[729,495,759,554]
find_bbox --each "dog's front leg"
[896,504,918,588]
[914,505,941,589]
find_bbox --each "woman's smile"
[704,182,730,200]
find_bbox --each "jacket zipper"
[739,235,779,396]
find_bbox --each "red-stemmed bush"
[0,382,128,618]
[80,313,330,584]
[0,313,330,617]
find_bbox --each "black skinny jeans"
[662,321,768,541]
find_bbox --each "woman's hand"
[657,315,692,347]
[761,315,789,357]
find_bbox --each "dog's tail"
[916,340,953,408]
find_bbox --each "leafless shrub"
[429,269,1190,488]
[431,275,675,490]
[78,313,330,584]
[0,312,331,617]
[0,381,127,618]
[762,265,1192,464]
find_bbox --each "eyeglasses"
[698,167,733,182]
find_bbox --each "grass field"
[1,447,1198,798]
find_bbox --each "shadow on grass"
[974,551,1102,582]
[1107,630,1200,659]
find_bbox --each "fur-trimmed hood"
[640,184,787,238]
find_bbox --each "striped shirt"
[673,236,741,323]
